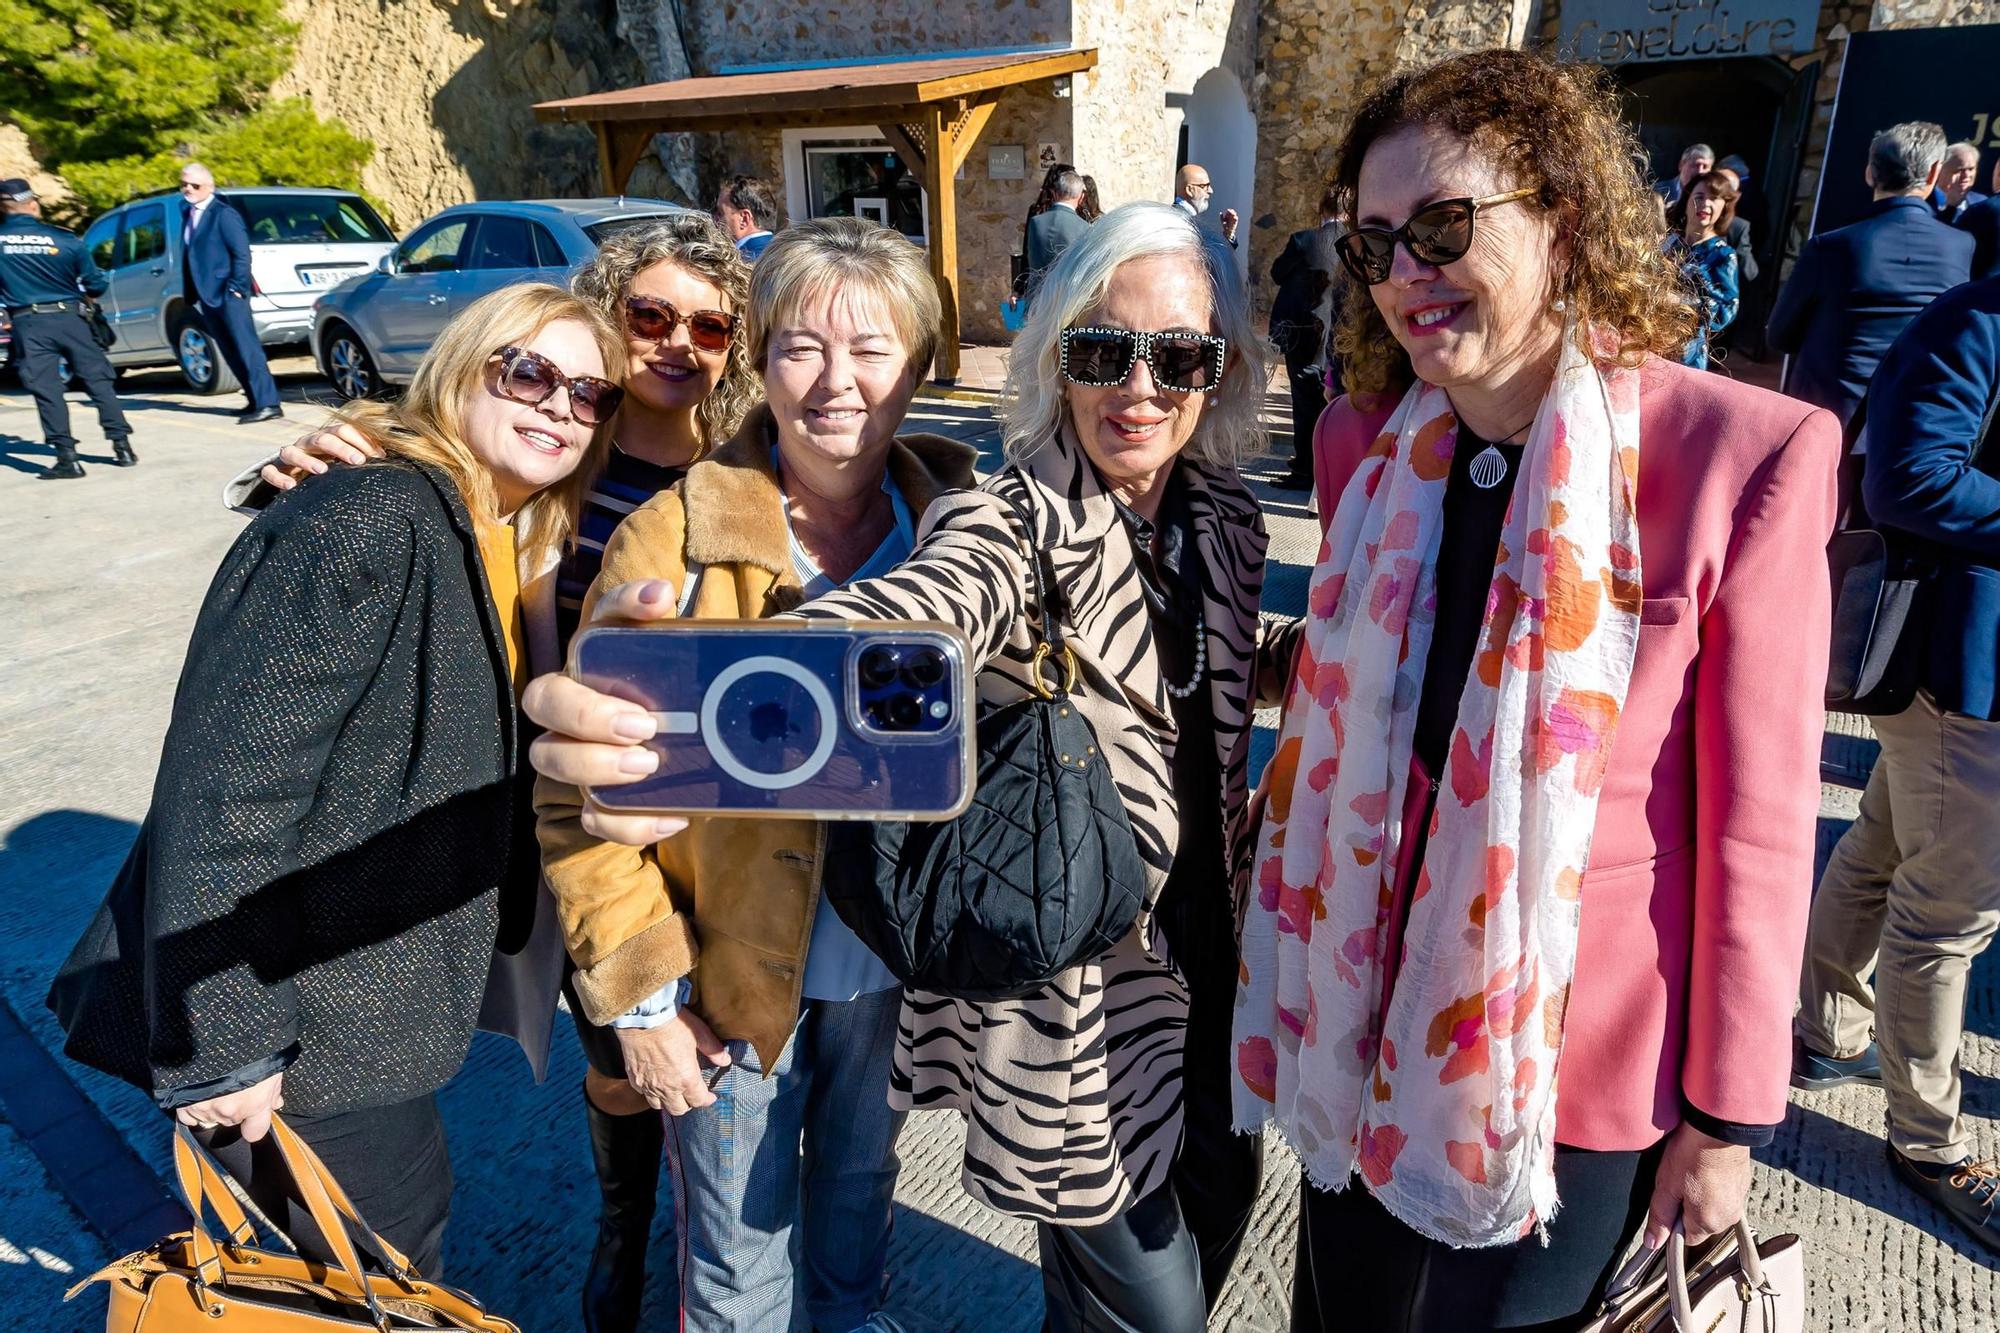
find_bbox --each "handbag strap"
[994,467,1078,696]
[1667,1218,1767,1328]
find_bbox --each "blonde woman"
[222,215,757,1331]
[525,202,1296,1331]
[51,283,625,1277]
[536,217,976,1333]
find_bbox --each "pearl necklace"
[1165,611,1208,700]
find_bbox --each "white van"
[80,187,397,394]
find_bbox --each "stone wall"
[668,2,1076,341]
[1873,0,2000,21]
[1071,0,1257,239]
[272,0,648,231]
[1249,0,1533,309]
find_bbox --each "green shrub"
[0,1,375,223]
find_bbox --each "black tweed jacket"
[49,460,538,1115]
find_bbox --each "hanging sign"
[1559,0,1820,65]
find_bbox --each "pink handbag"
[1580,1219,1804,1332]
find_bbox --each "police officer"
[0,179,134,479]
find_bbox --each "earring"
[1551,297,1567,313]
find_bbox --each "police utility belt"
[7,299,85,316]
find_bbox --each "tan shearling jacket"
[534,406,978,1069]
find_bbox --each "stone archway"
[1183,67,1257,277]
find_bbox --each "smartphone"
[570,621,975,820]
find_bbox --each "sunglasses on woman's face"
[1334,187,1538,286]
[491,346,624,427]
[624,296,736,353]
[1058,327,1229,393]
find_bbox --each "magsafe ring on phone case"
[571,621,975,820]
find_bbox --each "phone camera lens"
[859,646,900,689]
[900,647,946,689]
[886,693,923,730]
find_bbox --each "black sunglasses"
[491,345,624,427]
[1059,327,1229,393]
[1335,188,1538,285]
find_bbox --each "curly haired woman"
[1230,49,1840,1330]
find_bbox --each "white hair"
[180,162,215,186]
[1000,200,1269,469]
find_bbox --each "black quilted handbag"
[822,480,1149,1000]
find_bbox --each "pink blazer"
[1312,357,1839,1149]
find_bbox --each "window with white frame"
[783,128,930,246]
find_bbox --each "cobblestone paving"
[1,367,1995,1329]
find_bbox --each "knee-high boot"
[582,1089,665,1333]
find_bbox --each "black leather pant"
[1038,874,1262,1331]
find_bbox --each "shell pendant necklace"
[1467,416,1535,491]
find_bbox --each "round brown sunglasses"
[491,346,624,426]
[624,296,736,353]
[1335,188,1537,285]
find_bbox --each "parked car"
[80,187,397,394]
[310,198,689,400]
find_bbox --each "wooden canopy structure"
[533,48,1098,381]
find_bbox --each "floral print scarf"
[1231,339,1642,1246]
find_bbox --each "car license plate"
[300,266,362,287]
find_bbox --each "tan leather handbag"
[66,1117,517,1332]
[1581,1219,1804,1333]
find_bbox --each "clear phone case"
[571,621,976,820]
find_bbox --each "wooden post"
[593,122,655,195]
[920,102,961,384]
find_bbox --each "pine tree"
[0,0,375,220]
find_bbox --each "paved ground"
[1,356,1996,1330]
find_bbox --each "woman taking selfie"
[51,283,626,1274]
[225,213,758,1333]
[525,202,1293,1331]
[1233,50,1837,1330]
[537,216,976,1333]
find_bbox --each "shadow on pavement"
[0,433,120,472]
[883,1203,1041,1331]
[1767,1102,2000,1270]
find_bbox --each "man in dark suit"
[1794,276,2000,1257]
[1267,190,1342,489]
[1934,141,1986,223]
[179,163,281,423]
[1767,122,1971,429]
[1022,169,1089,306]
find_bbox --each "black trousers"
[13,310,129,449]
[202,1094,454,1278]
[1283,345,1326,471]
[1291,1141,1667,1333]
[1038,870,1262,1331]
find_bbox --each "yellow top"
[473,516,528,697]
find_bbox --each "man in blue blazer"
[1932,141,1986,223]
[178,163,281,422]
[1796,276,2000,1257]
[1768,122,1971,429]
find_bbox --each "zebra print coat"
[797,425,1295,1225]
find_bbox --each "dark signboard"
[1813,24,2000,235]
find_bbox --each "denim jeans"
[663,986,907,1332]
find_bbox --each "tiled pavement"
[2,359,1996,1330]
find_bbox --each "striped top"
[555,445,688,652]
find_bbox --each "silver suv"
[81,187,396,394]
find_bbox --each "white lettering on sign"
[1559,0,1818,65]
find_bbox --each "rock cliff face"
[0,125,67,205]
[271,0,653,230]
